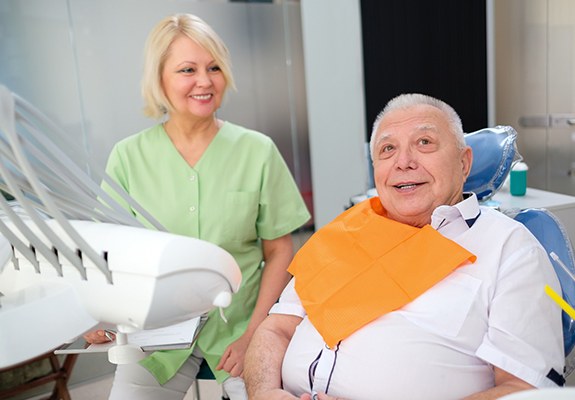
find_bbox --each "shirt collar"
[431,192,481,233]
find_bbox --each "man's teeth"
[192,94,211,100]
[397,184,417,189]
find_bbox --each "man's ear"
[461,146,473,179]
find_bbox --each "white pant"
[109,347,247,400]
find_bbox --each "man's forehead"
[378,123,440,140]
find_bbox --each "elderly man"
[243,94,565,400]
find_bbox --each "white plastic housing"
[0,220,242,368]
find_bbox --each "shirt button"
[190,175,196,181]
[189,206,196,212]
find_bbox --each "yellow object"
[544,284,575,320]
[289,197,477,348]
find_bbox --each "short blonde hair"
[141,13,236,119]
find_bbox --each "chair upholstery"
[460,125,575,377]
[463,125,520,201]
[512,208,575,375]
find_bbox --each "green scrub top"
[103,121,310,383]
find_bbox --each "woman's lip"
[190,93,212,100]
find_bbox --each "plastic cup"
[510,162,528,196]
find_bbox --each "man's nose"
[395,147,417,170]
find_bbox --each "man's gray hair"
[369,93,466,160]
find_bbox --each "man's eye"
[377,145,394,159]
[419,138,431,145]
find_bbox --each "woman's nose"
[195,70,212,87]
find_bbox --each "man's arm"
[244,313,302,399]
[307,366,534,400]
[463,366,534,399]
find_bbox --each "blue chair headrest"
[463,126,521,201]
[513,208,575,356]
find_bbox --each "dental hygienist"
[84,13,310,400]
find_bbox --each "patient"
[243,93,565,400]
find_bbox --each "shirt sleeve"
[270,278,307,317]
[256,142,310,240]
[475,243,565,388]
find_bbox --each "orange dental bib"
[288,198,476,348]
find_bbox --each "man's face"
[372,104,472,227]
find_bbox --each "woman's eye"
[179,67,195,73]
[208,65,221,72]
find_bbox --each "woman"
[85,13,310,400]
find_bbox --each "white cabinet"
[489,187,575,245]
[494,0,575,197]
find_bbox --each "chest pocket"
[223,191,260,242]
[397,271,481,338]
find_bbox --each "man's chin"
[386,208,432,227]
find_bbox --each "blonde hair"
[141,13,236,119]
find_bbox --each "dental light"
[0,85,241,368]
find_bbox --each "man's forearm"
[463,367,534,400]
[244,314,301,398]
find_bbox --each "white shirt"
[271,194,565,400]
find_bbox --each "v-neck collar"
[159,121,227,170]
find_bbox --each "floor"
[62,374,222,400]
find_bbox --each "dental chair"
[463,125,520,202]
[464,126,575,380]
[511,208,575,374]
[355,124,575,384]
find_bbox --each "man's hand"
[300,392,347,400]
[249,388,302,400]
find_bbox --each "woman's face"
[161,35,226,120]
